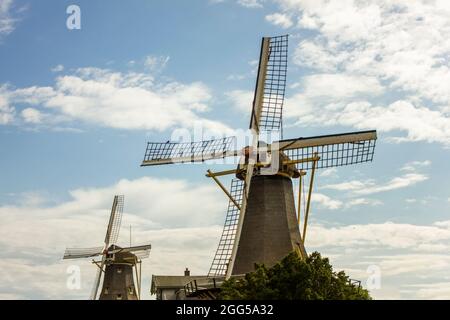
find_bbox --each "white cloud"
[0,0,16,38]
[210,0,263,7]
[265,13,293,29]
[299,74,385,99]
[0,177,227,299]
[272,0,450,146]
[408,282,450,300]
[357,173,428,195]
[21,108,42,124]
[0,91,14,124]
[248,59,258,67]
[303,160,428,212]
[237,0,263,8]
[226,89,253,112]
[322,173,428,196]
[311,193,343,210]
[345,198,383,208]
[1,176,450,299]
[285,73,384,120]
[51,65,64,73]
[305,219,450,299]
[321,180,369,192]
[279,0,450,96]
[319,168,337,178]
[144,55,170,73]
[311,193,381,210]
[309,220,450,251]
[321,160,429,196]
[287,99,450,146]
[401,160,431,172]
[1,67,233,134]
[374,254,450,277]
[293,39,350,72]
[226,74,246,81]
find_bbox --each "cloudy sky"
[0,0,450,300]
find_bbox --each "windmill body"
[99,245,138,300]
[141,35,377,284]
[232,149,306,274]
[63,196,151,300]
[231,174,305,275]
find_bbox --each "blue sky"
[0,0,450,299]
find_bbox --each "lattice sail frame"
[133,249,151,260]
[63,247,104,259]
[259,35,288,133]
[143,137,237,165]
[112,244,152,260]
[208,179,244,277]
[106,195,124,246]
[279,131,377,170]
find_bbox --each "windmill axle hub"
[236,148,301,180]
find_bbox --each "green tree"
[219,252,371,300]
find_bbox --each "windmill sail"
[63,247,103,260]
[257,35,288,133]
[133,249,152,260]
[90,254,106,300]
[277,130,377,170]
[142,137,238,166]
[105,195,124,246]
[110,244,152,258]
[208,179,244,277]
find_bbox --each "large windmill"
[141,35,377,280]
[63,195,152,300]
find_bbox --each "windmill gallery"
[65,35,377,300]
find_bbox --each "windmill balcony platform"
[183,275,246,300]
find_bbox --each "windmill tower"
[63,195,152,300]
[141,35,377,279]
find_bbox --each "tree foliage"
[219,252,371,300]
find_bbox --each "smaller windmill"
[63,195,151,300]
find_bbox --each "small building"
[151,268,208,300]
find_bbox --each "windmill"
[141,35,377,280]
[63,195,152,300]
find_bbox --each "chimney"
[184,267,190,276]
